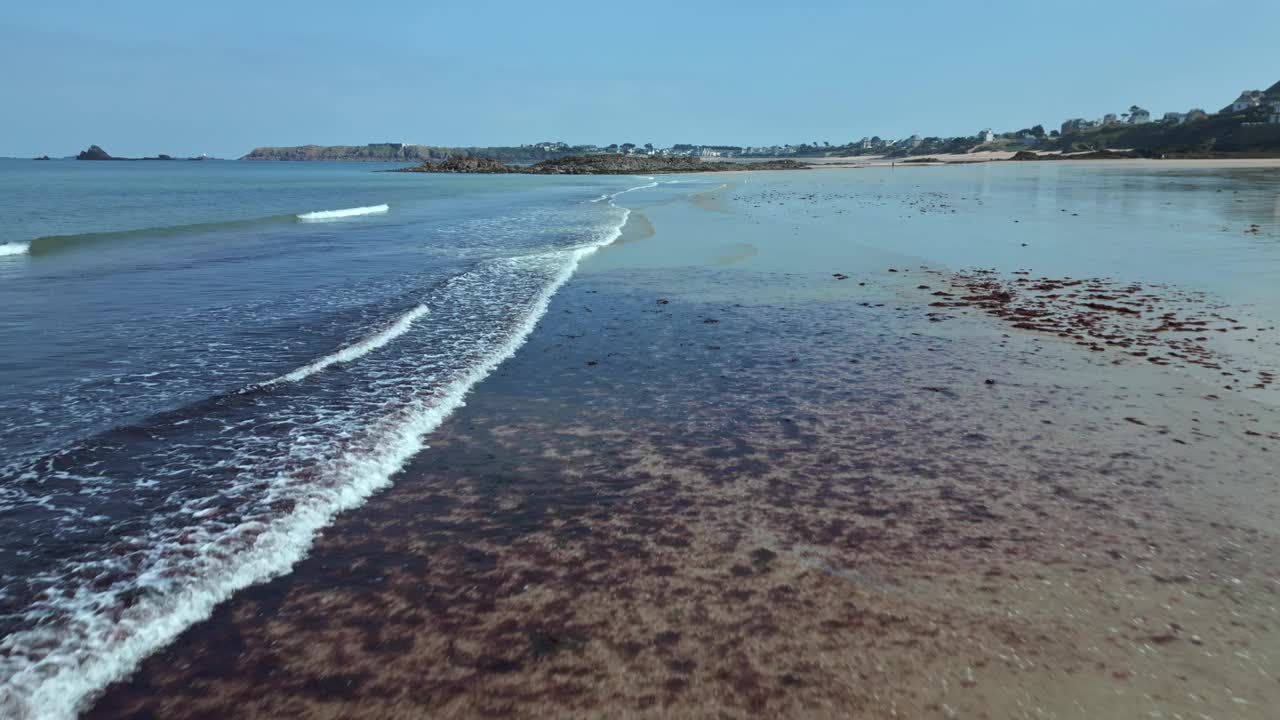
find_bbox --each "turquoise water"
[0,159,646,718]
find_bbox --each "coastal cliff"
[241,143,587,163]
[391,155,810,175]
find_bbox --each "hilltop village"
[239,80,1280,162]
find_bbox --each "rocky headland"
[391,155,811,175]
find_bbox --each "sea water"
[0,158,646,718]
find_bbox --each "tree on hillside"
[1030,124,1045,138]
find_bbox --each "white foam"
[296,204,389,222]
[263,304,430,386]
[0,183,643,720]
[0,242,30,257]
[610,181,658,199]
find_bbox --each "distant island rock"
[33,155,51,161]
[74,146,191,161]
[76,145,119,160]
[390,155,810,175]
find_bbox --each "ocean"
[0,159,647,717]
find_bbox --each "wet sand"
[87,172,1280,719]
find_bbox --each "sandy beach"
[804,153,1280,169]
[83,165,1280,719]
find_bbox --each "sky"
[1,0,1277,158]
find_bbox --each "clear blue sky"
[1,0,1276,158]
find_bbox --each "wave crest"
[262,304,430,386]
[296,204,390,222]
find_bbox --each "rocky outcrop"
[398,157,514,173]
[76,145,116,160]
[32,155,51,161]
[73,146,189,161]
[1009,149,1142,161]
[391,155,810,175]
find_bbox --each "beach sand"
[805,153,1280,168]
[86,170,1280,719]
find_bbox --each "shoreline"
[84,169,1280,719]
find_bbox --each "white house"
[1162,112,1187,124]
[1128,107,1151,124]
[978,129,994,143]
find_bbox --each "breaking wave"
[0,242,30,256]
[261,304,430,386]
[296,204,390,221]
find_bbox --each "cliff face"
[391,155,810,175]
[242,144,429,162]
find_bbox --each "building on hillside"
[1270,100,1280,125]
[1226,91,1264,114]
[1185,108,1209,123]
[1128,107,1151,124]
[977,128,994,143]
[1102,113,1118,125]
[1162,112,1187,124]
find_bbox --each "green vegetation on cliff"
[391,155,810,175]
[1050,113,1280,156]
